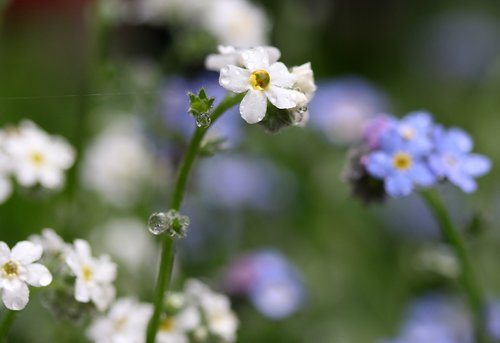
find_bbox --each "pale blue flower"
[366,127,436,198]
[224,249,306,320]
[428,126,491,193]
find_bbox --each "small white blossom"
[3,120,75,189]
[81,118,164,209]
[186,280,238,342]
[66,239,117,311]
[92,218,157,273]
[156,305,200,343]
[202,0,270,47]
[87,297,152,343]
[29,228,71,258]
[205,45,280,72]
[219,47,307,124]
[291,62,317,104]
[0,241,52,310]
[0,130,13,204]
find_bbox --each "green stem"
[421,190,488,343]
[0,310,15,342]
[145,92,243,343]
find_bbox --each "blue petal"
[385,173,413,197]
[410,163,437,187]
[366,152,392,178]
[404,111,433,129]
[448,172,477,193]
[448,128,473,152]
[428,154,446,177]
[462,154,491,177]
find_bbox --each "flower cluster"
[208,45,316,130]
[346,112,491,200]
[87,279,239,343]
[30,229,117,314]
[0,120,75,204]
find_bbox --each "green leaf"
[187,88,215,118]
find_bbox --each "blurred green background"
[1,0,500,342]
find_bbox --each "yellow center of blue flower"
[400,127,414,140]
[393,152,412,170]
[249,69,270,91]
[1,261,19,278]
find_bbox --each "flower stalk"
[0,310,15,342]
[145,92,244,343]
[421,190,488,343]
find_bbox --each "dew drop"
[148,212,169,235]
[196,113,211,128]
[220,77,230,86]
[147,210,190,238]
[298,106,308,114]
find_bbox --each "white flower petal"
[268,62,295,88]
[219,65,251,93]
[91,283,116,311]
[265,47,281,64]
[0,242,11,263]
[93,256,117,283]
[265,86,307,109]
[240,47,269,70]
[27,263,52,287]
[240,90,267,124]
[75,278,91,303]
[2,282,29,311]
[0,177,12,204]
[74,239,92,261]
[11,241,42,265]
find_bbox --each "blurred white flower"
[3,120,75,189]
[156,307,200,343]
[66,239,117,311]
[219,47,307,124]
[0,130,13,204]
[186,280,238,342]
[92,218,157,272]
[0,241,52,310]
[87,297,152,343]
[205,45,281,72]
[292,63,317,104]
[202,0,270,47]
[29,228,71,258]
[81,118,163,208]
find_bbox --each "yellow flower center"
[30,151,45,166]
[400,127,414,140]
[393,152,412,171]
[113,317,128,331]
[82,265,93,282]
[159,316,175,332]
[249,69,270,91]
[2,260,19,278]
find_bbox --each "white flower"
[291,62,317,104]
[0,241,52,310]
[219,47,307,124]
[0,130,13,204]
[156,305,200,343]
[205,45,280,72]
[87,297,152,343]
[29,228,71,258]
[81,118,164,208]
[186,280,238,342]
[202,0,270,47]
[92,218,157,273]
[66,239,117,311]
[3,120,75,189]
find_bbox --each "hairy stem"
[421,190,488,343]
[146,92,243,343]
